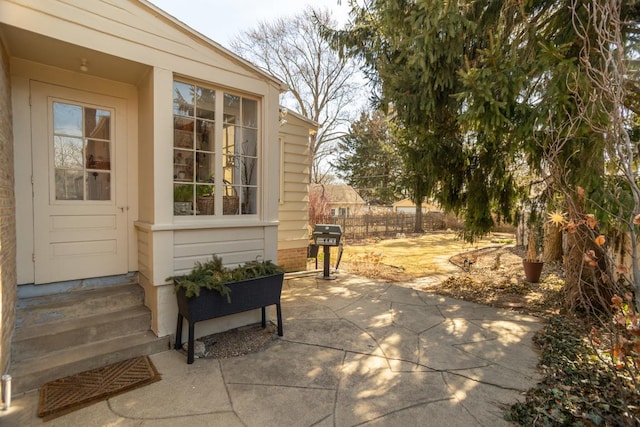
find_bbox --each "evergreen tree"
[335,110,402,205]
[326,0,518,239]
[457,0,640,314]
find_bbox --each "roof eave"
[138,0,288,91]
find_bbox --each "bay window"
[172,80,259,216]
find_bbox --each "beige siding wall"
[165,226,269,339]
[173,228,266,273]
[137,228,152,281]
[0,38,17,376]
[277,114,314,272]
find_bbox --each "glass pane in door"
[53,103,82,136]
[85,108,111,139]
[52,101,113,201]
[55,169,84,200]
[86,171,110,200]
[54,135,84,169]
[86,139,111,170]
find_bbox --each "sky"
[148,0,351,48]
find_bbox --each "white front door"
[31,81,128,284]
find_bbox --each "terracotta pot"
[522,260,544,283]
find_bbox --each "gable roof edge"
[139,0,288,92]
[283,107,319,129]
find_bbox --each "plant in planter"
[168,255,285,364]
[523,228,544,283]
[169,255,231,299]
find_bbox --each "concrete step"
[15,284,145,328]
[11,283,170,394]
[12,306,152,360]
[10,331,170,394]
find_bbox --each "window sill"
[134,218,279,232]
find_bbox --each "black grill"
[312,224,342,246]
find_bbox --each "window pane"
[241,157,257,185]
[86,139,111,170]
[223,154,238,185]
[243,128,257,157]
[174,150,193,181]
[86,171,110,200]
[240,186,257,215]
[195,184,215,215]
[173,81,194,116]
[173,184,194,216]
[196,87,215,120]
[84,108,110,139]
[222,123,237,153]
[223,185,239,215]
[223,93,240,123]
[54,136,84,168]
[223,113,237,124]
[242,98,257,127]
[55,169,84,200]
[53,102,82,136]
[174,117,194,149]
[196,120,214,151]
[196,152,214,182]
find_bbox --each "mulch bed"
[185,323,279,359]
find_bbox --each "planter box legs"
[175,303,283,364]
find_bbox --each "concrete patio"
[2,272,542,426]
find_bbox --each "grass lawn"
[340,231,512,276]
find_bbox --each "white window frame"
[172,79,261,218]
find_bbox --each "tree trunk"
[414,203,424,233]
[543,222,563,262]
[564,226,603,314]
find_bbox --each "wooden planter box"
[174,273,284,364]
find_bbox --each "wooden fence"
[311,212,463,241]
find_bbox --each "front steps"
[10,282,170,394]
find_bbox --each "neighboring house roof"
[311,184,366,206]
[392,198,442,212]
[280,107,319,130]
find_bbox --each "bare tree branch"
[231,7,365,183]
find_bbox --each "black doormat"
[38,355,161,420]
